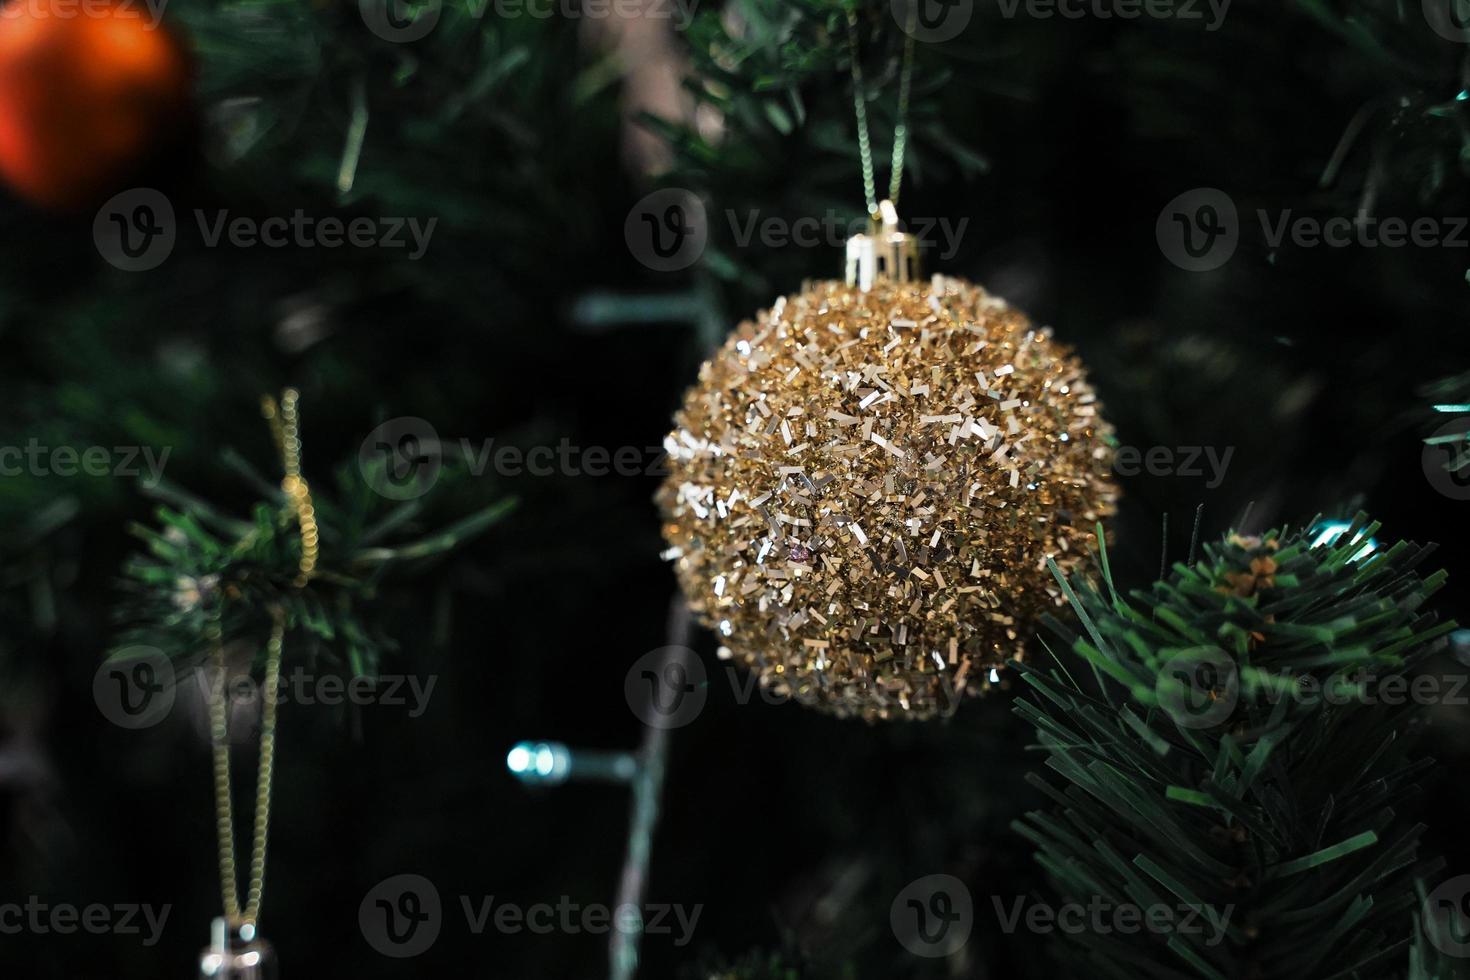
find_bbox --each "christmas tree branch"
[1016,515,1463,979]
[110,413,515,679]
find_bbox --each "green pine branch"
[1015,514,1464,979]
[110,430,515,679]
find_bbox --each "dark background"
[0,0,1468,976]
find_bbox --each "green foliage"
[173,0,628,299]
[1292,0,1470,203]
[683,949,813,979]
[654,0,989,297]
[111,438,515,677]
[0,498,77,681]
[1409,877,1470,980]
[1423,372,1470,482]
[1015,515,1460,979]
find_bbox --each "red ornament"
[0,0,191,210]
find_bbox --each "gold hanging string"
[846,5,918,214]
[210,609,283,928]
[211,388,317,929]
[264,389,319,589]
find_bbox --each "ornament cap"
[199,917,277,979]
[845,199,921,291]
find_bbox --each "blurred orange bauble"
[0,0,190,210]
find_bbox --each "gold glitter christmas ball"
[658,259,1118,721]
